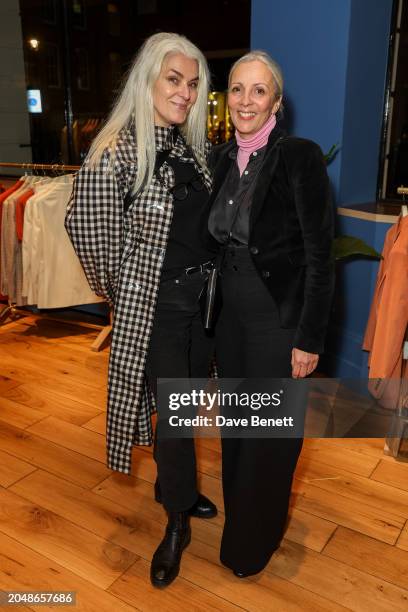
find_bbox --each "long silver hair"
[87,32,210,194]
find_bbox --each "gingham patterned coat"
[65,124,212,474]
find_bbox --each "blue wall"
[340,0,394,204]
[251,0,393,203]
[251,0,394,378]
[251,0,392,206]
[326,216,393,378]
[251,0,351,200]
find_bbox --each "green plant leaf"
[333,235,382,261]
[324,143,340,165]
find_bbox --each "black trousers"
[216,246,303,574]
[145,271,214,512]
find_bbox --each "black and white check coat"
[65,124,212,474]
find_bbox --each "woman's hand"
[291,348,319,378]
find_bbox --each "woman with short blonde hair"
[208,49,334,577]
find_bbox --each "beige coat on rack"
[22,175,104,308]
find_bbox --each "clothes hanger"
[402,191,407,217]
[397,186,408,216]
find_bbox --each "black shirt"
[161,155,217,280]
[208,144,267,245]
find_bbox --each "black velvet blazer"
[208,126,335,354]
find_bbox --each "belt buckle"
[185,265,197,276]
[201,260,214,275]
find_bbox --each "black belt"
[225,239,247,249]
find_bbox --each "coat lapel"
[249,127,287,229]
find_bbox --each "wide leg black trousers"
[216,246,303,575]
[145,271,214,513]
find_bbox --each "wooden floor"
[1,313,408,611]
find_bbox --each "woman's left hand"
[291,348,319,378]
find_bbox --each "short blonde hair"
[229,50,283,101]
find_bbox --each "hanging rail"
[0,162,80,171]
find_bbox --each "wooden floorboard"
[322,526,408,591]
[2,382,104,426]
[1,313,408,610]
[0,421,111,488]
[0,531,138,611]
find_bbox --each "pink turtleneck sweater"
[236,113,277,176]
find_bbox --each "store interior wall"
[251,0,394,378]
[328,215,392,379]
[251,0,351,201]
[0,0,32,173]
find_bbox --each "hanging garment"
[0,179,24,300]
[22,175,104,308]
[16,188,35,241]
[14,180,55,306]
[0,177,42,303]
[10,187,35,305]
[21,178,56,303]
[363,214,408,408]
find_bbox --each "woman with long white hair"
[65,32,218,588]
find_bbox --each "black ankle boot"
[150,511,191,588]
[154,480,217,519]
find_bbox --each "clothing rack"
[0,162,80,172]
[0,162,112,351]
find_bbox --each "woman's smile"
[237,110,257,120]
[228,60,281,138]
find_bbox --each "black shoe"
[150,511,191,588]
[233,570,247,578]
[154,480,217,519]
[232,552,278,578]
[233,569,257,578]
